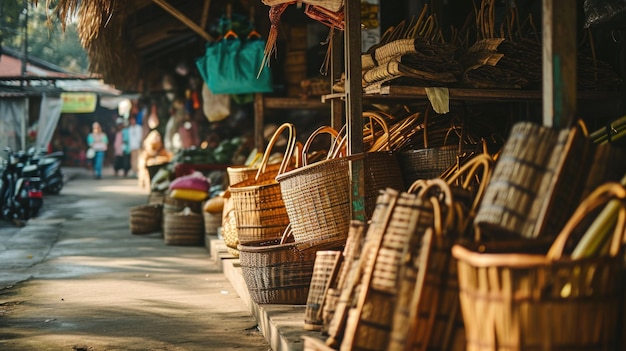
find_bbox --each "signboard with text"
[61,92,97,113]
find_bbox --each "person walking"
[87,122,109,179]
[113,118,131,177]
[127,115,143,177]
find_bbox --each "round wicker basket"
[163,210,204,246]
[129,204,163,235]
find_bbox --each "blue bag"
[196,30,273,95]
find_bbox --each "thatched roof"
[46,0,269,92]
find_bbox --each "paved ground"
[0,167,269,351]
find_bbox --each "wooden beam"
[151,0,213,42]
[345,0,365,222]
[200,0,211,30]
[542,0,577,128]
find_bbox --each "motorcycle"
[0,147,44,222]
[28,147,64,195]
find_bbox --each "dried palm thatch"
[43,0,140,90]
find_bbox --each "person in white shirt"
[127,115,144,178]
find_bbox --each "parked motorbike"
[28,147,64,195]
[0,147,44,222]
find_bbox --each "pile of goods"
[298,119,626,351]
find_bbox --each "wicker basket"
[163,195,203,215]
[277,155,352,248]
[203,211,222,236]
[304,250,342,331]
[147,191,165,205]
[129,204,163,234]
[340,186,439,351]
[277,146,404,248]
[453,183,626,351]
[474,121,591,239]
[230,123,297,245]
[163,209,204,246]
[238,225,344,305]
[222,208,240,257]
[398,145,459,184]
[325,221,367,344]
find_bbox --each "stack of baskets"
[234,123,330,304]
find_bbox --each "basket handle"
[302,126,340,166]
[443,153,494,213]
[256,122,297,180]
[362,111,391,152]
[279,223,293,245]
[410,178,455,237]
[547,182,626,260]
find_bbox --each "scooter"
[0,148,44,222]
[28,147,64,195]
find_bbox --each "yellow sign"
[61,92,97,113]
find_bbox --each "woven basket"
[147,191,166,205]
[277,155,352,248]
[163,209,204,246]
[203,211,222,236]
[130,204,163,234]
[222,208,240,257]
[453,183,626,351]
[304,250,342,331]
[474,121,591,239]
[163,195,203,215]
[227,153,296,186]
[325,221,367,344]
[398,145,459,184]
[345,186,442,351]
[238,225,344,305]
[230,123,297,245]
[396,111,465,186]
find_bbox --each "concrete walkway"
[0,166,271,350]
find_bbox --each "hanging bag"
[196,28,273,95]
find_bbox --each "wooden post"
[345,0,365,222]
[542,0,577,128]
[331,33,344,131]
[254,93,264,153]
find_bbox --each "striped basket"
[163,209,204,246]
[130,204,163,235]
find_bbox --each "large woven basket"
[474,121,591,239]
[340,187,438,351]
[277,155,352,248]
[163,209,204,246]
[129,204,163,234]
[238,225,344,305]
[453,183,626,351]
[230,123,297,245]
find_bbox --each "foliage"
[1,1,89,73]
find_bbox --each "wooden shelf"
[262,97,328,110]
[322,86,625,103]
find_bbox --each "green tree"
[0,0,24,49]
[2,1,89,73]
